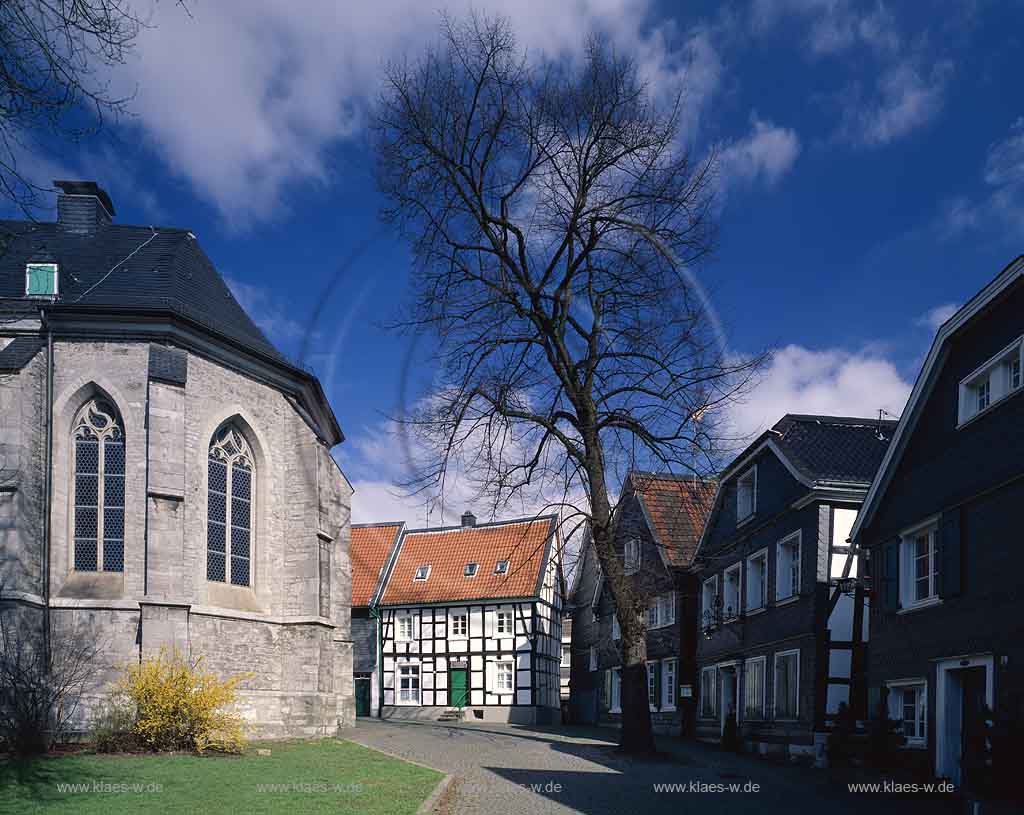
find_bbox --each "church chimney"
[461,510,477,528]
[54,180,115,234]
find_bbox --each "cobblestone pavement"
[346,719,963,815]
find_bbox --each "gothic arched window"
[73,398,125,572]
[207,424,253,587]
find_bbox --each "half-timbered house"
[375,512,563,724]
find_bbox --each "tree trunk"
[590,484,656,754]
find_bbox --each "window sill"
[745,606,767,617]
[662,705,677,712]
[898,597,942,615]
[737,513,755,528]
[609,707,622,714]
[774,595,800,607]
[899,741,927,750]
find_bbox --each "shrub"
[91,700,138,753]
[115,648,251,754]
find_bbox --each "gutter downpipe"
[41,312,54,669]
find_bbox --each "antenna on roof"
[875,408,897,441]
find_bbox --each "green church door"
[450,668,468,708]
[355,677,371,717]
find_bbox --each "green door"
[450,668,468,708]
[355,677,371,717]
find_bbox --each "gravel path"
[346,719,960,815]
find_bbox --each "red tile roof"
[632,473,716,568]
[379,516,557,606]
[350,522,404,607]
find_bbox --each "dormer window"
[464,562,478,577]
[25,262,59,297]
[957,338,1024,426]
[494,559,509,575]
[737,467,757,523]
[413,564,431,581]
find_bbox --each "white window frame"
[413,564,431,581]
[589,646,597,672]
[736,466,757,524]
[661,658,677,711]
[609,667,622,713]
[773,649,800,720]
[647,591,676,629]
[722,563,742,620]
[699,666,717,719]
[397,662,421,705]
[886,678,928,748]
[701,575,719,627]
[775,531,802,602]
[624,538,641,575]
[494,559,509,575]
[25,262,59,298]
[449,612,468,639]
[745,548,768,612]
[646,660,659,711]
[561,644,571,667]
[495,660,515,693]
[899,519,939,609]
[395,613,415,643]
[464,562,478,577]
[743,656,767,720]
[611,612,620,640]
[957,337,1024,426]
[495,610,514,636]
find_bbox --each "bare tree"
[0,1,182,215]
[374,14,760,753]
[0,600,104,754]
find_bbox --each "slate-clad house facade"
[375,512,563,724]
[851,256,1024,789]
[0,182,355,736]
[694,415,894,757]
[570,473,714,735]
[350,522,404,717]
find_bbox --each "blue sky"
[11,0,1024,522]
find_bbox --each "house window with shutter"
[723,563,741,619]
[746,549,768,611]
[26,262,59,297]
[624,539,641,574]
[744,656,767,719]
[396,614,415,642]
[495,661,514,693]
[736,467,757,523]
[899,521,939,609]
[775,531,801,601]
[398,663,420,704]
[661,658,677,711]
[646,661,659,711]
[774,650,799,719]
[699,666,717,719]
[607,668,622,713]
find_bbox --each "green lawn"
[0,739,443,815]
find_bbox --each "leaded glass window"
[73,399,124,572]
[207,425,254,586]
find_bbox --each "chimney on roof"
[54,180,115,234]
[461,510,477,528]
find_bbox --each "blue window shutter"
[26,263,57,296]
[883,540,899,611]
[939,509,962,598]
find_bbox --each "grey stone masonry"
[0,336,354,738]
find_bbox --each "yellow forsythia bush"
[116,648,252,753]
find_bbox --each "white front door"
[935,654,993,787]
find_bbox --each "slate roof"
[630,472,716,567]
[0,336,45,371]
[0,219,288,365]
[770,414,898,485]
[350,522,404,607]
[378,516,558,606]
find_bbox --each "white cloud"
[838,59,953,148]
[750,0,900,59]
[718,115,801,188]
[729,344,912,439]
[915,302,958,333]
[57,0,722,226]
[937,117,1024,241]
